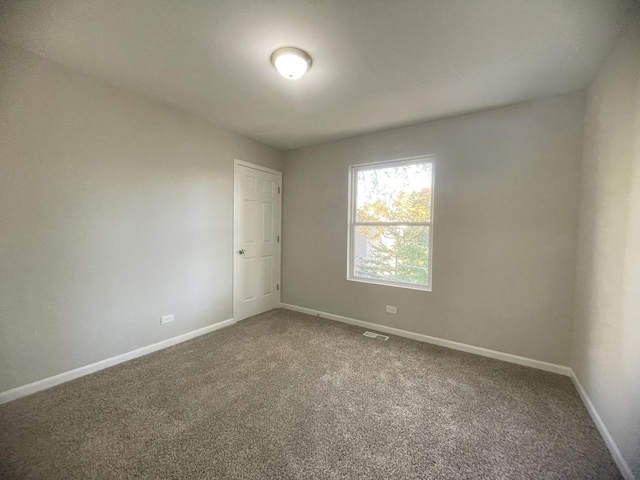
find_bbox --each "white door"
[234,161,281,321]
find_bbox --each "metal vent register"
[363,331,389,341]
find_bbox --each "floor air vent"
[363,331,389,341]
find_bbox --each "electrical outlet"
[160,314,175,325]
[386,305,397,314]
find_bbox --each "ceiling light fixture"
[270,47,312,80]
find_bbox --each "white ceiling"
[0,0,633,150]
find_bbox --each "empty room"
[1,1,639,479]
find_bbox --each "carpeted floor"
[0,308,622,479]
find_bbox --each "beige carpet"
[0,308,621,479]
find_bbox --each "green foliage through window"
[351,160,433,288]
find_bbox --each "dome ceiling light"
[270,47,312,80]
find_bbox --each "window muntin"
[348,157,433,291]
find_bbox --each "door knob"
[239,249,246,255]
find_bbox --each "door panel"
[262,203,273,243]
[262,256,273,296]
[262,178,274,195]
[242,258,256,301]
[243,199,258,243]
[234,162,281,321]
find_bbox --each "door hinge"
[277,283,280,291]
[278,187,281,194]
[277,235,280,243]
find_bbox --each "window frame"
[347,155,434,292]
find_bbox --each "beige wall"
[0,44,283,393]
[282,92,585,366]
[571,8,640,477]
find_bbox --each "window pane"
[356,162,432,223]
[353,225,430,286]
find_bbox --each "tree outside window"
[349,158,433,290]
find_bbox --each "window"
[348,157,434,291]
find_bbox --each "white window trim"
[347,155,434,292]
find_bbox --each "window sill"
[347,276,432,292]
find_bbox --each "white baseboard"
[570,371,635,480]
[0,318,236,405]
[280,303,572,376]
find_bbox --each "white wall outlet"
[160,314,175,325]
[386,305,397,314]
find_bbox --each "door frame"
[233,159,282,321]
